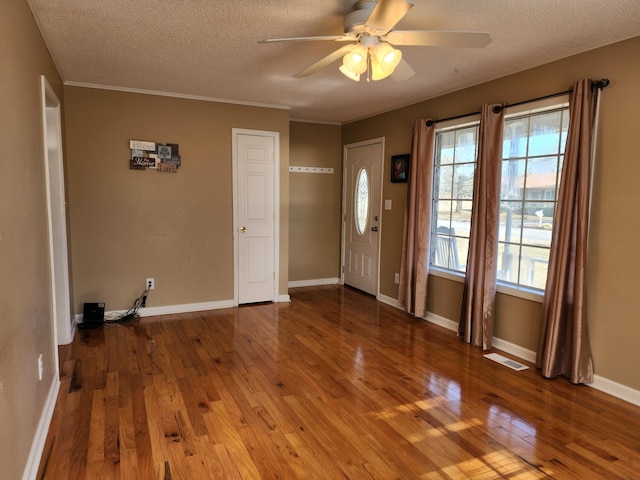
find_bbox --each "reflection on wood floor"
[40,285,640,479]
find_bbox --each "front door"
[342,139,383,295]
[233,129,279,304]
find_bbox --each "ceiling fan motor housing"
[344,1,377,33]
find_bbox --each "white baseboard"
[377,293,401,309]
[591,375,640,407]
[425,312,458,332]
[75,300,234,324]
[137,300,234,317]
[22,376,60,480]
[288,278,339,288]
[139,295,292,314]
[75,295,297,324]
[424,312,640,407]
[491,336,537,364]
[277,294,291,303]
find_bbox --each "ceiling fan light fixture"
[370,43,402,81]
[342,45,368,75]
[370,59,391,81]
[374,42,402,70]
[261,0,492,82]
[339,64,361,81]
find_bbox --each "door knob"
[371,226,378,232]
[240,226,247,233]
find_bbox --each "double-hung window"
[431,122,479,273]
[429,100,569,298]
[498,103,569,290]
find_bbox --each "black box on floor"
[80,302,105,329]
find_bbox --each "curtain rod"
[425,78,609,127]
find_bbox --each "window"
[498,105,569,290]
[429,100,569,296]
[355,167,369,235]
[431,123,479,272]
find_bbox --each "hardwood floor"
[39,285,640,479]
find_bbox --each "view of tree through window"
[431,124,479,272]
[498,106,569,289]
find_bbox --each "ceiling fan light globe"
[339,64,361,81]
[370,56,394,81]
[342,46,368,75]
[374,42,402,70]
[383,49,401,66]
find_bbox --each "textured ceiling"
[29,0,640,124]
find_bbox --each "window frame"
[428,97,569,303]
[496,97,569,299]
[429,116,480,278]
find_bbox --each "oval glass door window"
[355,168,369,235]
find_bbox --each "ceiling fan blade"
[294,44,357,78]
[386,30,491,48]
[392,58,415,81]
[259,35,354,44]
[366,0,413,33]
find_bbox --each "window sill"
[429,267,544,303]
[429,267,465,283]
[496,283,544,303]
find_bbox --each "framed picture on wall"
[391,154,410,183]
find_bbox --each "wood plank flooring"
[39,285,640,479]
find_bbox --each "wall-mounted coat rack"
[289,166,334,174]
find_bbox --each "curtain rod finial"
[594,78,610,89]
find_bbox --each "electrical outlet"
[38,354,44,381]
[146,278,155,290]
[395,273,400,284]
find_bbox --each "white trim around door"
[40,75,73,347]
[232,128,281,306]
[341,137,385,297]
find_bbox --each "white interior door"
[41,76,73,347]
[233,129,278,304]
[342,139,384,295]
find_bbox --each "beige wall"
[343,36,640,390]
[289,122,343,282]
[64,87,290,311]
[0,1,64,478]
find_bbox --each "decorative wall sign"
[129,140,156,151]
[129,139,181,172]
[157,163,178,173]
[157,145,172,160]
[131,157,156,168]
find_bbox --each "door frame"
[40,76,73,348]
[232,128,280,306]
[341,137,385,297]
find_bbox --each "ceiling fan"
[259,0,491,82]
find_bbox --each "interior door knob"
[240,226,247,233]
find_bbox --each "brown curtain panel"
[398,119,436,317]
[458,104,504,349]
[537,79,598,384]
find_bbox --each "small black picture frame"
[391,154,410,183]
